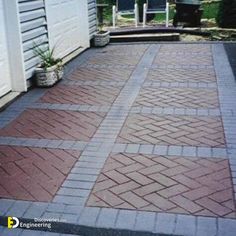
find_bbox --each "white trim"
[166,2,169,27]
[112,5,116,28]
[3,0,27,92]
[112,2,139,28]
[143,3,147,27]
[143,1,169,27]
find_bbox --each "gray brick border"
[0,137,88,151]
[130,106,221,116]
[113,143,227,159]
[143,81,217,89]
[1,203,236,236]
[212,44,236,200]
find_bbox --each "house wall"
[16,0,95,88]
[88,0,97,39]
[18,0,49,82]
[0,0,95,93]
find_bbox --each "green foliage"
[33,43,62,69]
[217,0,236,28]
[202,1,220,19]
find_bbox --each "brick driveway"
[0,43,236,235]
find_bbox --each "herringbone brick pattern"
[0,109,105,141]
[82,54,141,66]
[39,84,122,105]
[0,146,81,201]
[117,114,225,147]
[87,153,235,218]
[69,67,133,82]
[154,53,213,66]
[97,44,149,55]
[147,68,216,83]
[134,88,219,109]
[159,44,212,54]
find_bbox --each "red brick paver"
[87,153,235,218]
[97,44,149,54]
[117,114,226,147]
[134,88,219,109]
[83,54,142,66]
[154,53,213,66]
[147,68,216,83]
[0,109,105,141]
[40,85,122,105]
[0,146,81,201]
[69,67,133,82]
[159,44,212,54]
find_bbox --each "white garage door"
[0,0,11,97]
[45,0,90,59]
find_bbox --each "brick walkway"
[0,43,236,236]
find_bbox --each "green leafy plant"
[33,43,62,69]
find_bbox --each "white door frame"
[2,0,27,92]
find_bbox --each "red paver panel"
[83,54,141,66]
[117,114,226,147]
[87,153,235,218]
[159,44,212,54]
[134,87,219,109]
[69,67,132,82]
[96,44,149,54]
[154,53,213,66]
[147,68,216,83]
[0,146,80,201]
[40,85,122,105]
[0,109,105,141]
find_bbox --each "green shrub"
[202,1,220,19]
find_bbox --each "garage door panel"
[45,0,89,59]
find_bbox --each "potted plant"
[33,44,64,87]
[94,24,110,47]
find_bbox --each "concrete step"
[109,27,211,37]
[110,33,180,43]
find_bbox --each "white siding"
[18,0,48,80]
[0,0,12,96]
[88,0,97,39]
